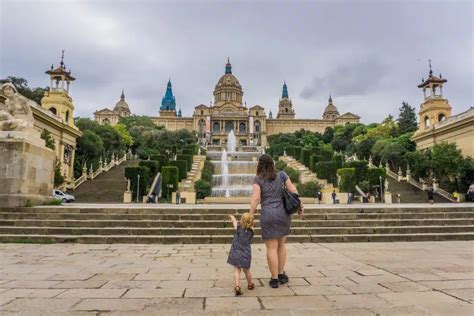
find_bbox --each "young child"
[227,212,255,296]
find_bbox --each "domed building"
[150,58,360,147]
[94,90,131,125]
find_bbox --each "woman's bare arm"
[249,183,261,215]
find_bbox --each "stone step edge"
[1,233,473,243]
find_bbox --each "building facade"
[412,62,474,157]
[94,90,131,125]
[149,59,360,147]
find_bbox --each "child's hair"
[240,212,254,230]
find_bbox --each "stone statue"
[126,178,131,192]
[0,83,35,131]
[384,178,389,192]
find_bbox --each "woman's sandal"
[247,283,255,290]
[234,286,243,296]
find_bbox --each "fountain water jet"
[221,149,230,197]
[227,130,236,153]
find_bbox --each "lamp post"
[379,176,383,203]
[167,184,174,202]
[136,174,140,203]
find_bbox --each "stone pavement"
[0,241,473,315]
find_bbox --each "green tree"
[322,127,334,144]
[75,130,104,167]
[114,123,133,147]
[398,101,417,134]
[337,168,357,193]
[431,142,463,183]
[40,129,55,150]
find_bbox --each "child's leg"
[234,267,241,287]
[243,268,253,286]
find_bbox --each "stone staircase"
[387,177,449,203]
[0,204,473,243]
[68,160,139,203]
[178,155,205,192]
[280,156,333,189]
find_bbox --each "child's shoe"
[247,283,255,290]
[234,286,243,296]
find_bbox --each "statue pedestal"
[123,191,132,203]
[384,192,393,204]
[0,134,55,207]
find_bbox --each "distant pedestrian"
[227,213,255,296]
[317,191,322,204]
[367,192,371,203]
[453,191,460,203]
[427,187,435,204]
[347,192,353,204]
[331,190,337,204]
[147,192,156,203]
[176,190,181,204]
[468,182,474,202]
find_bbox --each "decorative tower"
[322,94,340,120]
[159,79,177,117]
[276,82,295,119]
[41,50,77,127]
[415,60,451,133]
[269,110,273,119]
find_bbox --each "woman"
[249,154,304,288]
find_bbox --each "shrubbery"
[149,154,168,172]
[168,160,188,180]
[161,166,179,198]
[139,160,160,177]
[125,166,150,200]
[275,160,287,171]
[177,154,192,171]
[195,180,212,199]
[296,181,322,197]
[301,149,311,168]
[283,166,300,183]
[314,161,337,184]
[343,160,368,184]
[337,168,357,193]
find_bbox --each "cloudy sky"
[1,0,472,123]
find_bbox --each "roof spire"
[428,59,433,77]
[121,89,125,100]
[225,57,232,74]
[282,82,289,98]
[60,49,65,69]
[329,93,333,103]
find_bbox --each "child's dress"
[227,223,254,269]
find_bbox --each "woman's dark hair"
[257,154,276,180]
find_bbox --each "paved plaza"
[0,241,473,315]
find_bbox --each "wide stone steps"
[0,232,473,244]
[0,205,473,243]
[1,218,474,228]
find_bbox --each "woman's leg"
[234,267,241,287]
[277,236,287,274]
[264,239,279,279]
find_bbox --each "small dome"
[113,90,130,114]
[215,73,242,90]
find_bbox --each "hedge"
[139,160,160,177]
[201,160,214,183]
[182,149,194,156]
[337,168,357,193]
[367,167,386,188]
[195,180,212,199]
[124,166,150,201]
[301,149,311,168]
[286,146,302,161]
[311,147,333,161]
[344,160,368,184]
[150,154,169,172]
[333,154,344,169]
[296,181,322,197]
[161,166,179,199]
[275,160,287,171]
[177,154,192,171]
[283,167,299,183]
[314,161,337,184]
[169,160,188,180]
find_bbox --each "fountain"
[207,130,262,198]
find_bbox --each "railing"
[434,186,456,202]
[407,177,424,191]
[68,153,128,191]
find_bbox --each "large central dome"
[213,58,244,107]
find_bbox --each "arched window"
[438,113,446,122]
[285,108,288,113]
[65,110,69,123]
[256,111,259,116]
[103,118,110,125]
[49,107,57,115]
[225,121,234,133]
[254,120,261,133]
[239,122,246,134]
[201,110,204,115]
[213,122,220,132]
[424,116,430,128]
